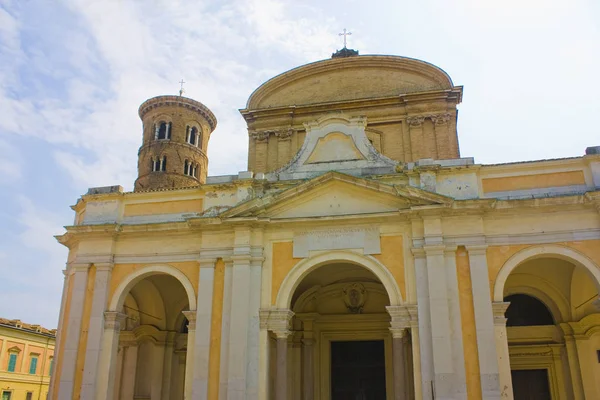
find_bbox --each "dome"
[245,55,456,110]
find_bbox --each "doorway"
[511,369,551,400]
[331,340,386,400]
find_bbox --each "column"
[57,264,89,400]
[444,247,467,399]
[95,312,127,400]
[119,342,138,400]
[251,132,270,173]
[466,245,501,399]
[492,302,513,400]
[191,260,215,399]
[265,309,294,400]
[424,245,456,398]
[161,333,176,400]
[275,129,293,168]
[387,306,414,400]
[407,116,425,161]
[302,317,315,400]
[560,322,586,400]
[81,263,114,400]
[302,339,314,400]
[412,248,434,399]
[182,310,197,400]
[430,114,451,159]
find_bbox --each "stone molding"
[249,130,273,142]
[406,116,425,127]
[104,312,127,331]
[259,308,294,338]
[465,244,488,256]
[492,302,510,326]
[429,113,452,125]
[182,311,197,330]
[387,304,418,338]
[275,128,295,141]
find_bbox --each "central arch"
[275,250,403,309]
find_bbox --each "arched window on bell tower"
[186,125,201,147]
[152,156,167,172]
[155,121,172,140]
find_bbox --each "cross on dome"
[339,28,352,48]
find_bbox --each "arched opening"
[504,294,555,327]
[500,253,600,400]
[112,273,191,400]
[276,261,412,400]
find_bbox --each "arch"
[503,279,568,323]
[109,264,196,312]
[504,294,555,326]
[493,245,600,302]
[275,250,403,309]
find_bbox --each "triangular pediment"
[220,172,452,219]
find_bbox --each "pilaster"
[407,116,425,161]
[95,311,127,400]
[492,302,513,400]
[57,263,90,400]
[183,310,197,400]
[81,262,114,400]
[466,245,501,399]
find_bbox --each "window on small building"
[504,294,555,327]
[193,163,198,178]
[1,391,11,400]
[184,160,198,178]
[7,353,17,372]
[25,392,32,400]
[29,355,38,374]
[155,121,172,140]
[184,159,190,175]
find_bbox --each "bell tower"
[134,95,217,191]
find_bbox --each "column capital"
[104,312,127,331]
[94,262,114,272]
[444,245,458,255]
[387,304,418,334]
[259,308,294,336]
[423,244,446,256]
[492,302,510,326]
[198,258,217,268]
[301,338,315,346]
[69,262,91,273]
[465,244,488,255]
[410,247,426,258]
[182,310,197,330]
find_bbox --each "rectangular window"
[49,358,54,376]
[1,391,11,400]
[7,354,17,372]
[25,393,32,400]
[29,356,38,374]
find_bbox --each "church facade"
[50,51,600,400]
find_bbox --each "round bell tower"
[134,95,217,191]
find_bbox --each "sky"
[0,0,599,328]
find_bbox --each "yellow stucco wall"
[207,258,225,400]
[271,242,303,305]
[456,247,482,400]
[487,240,600,299]
[481,170,585,193]
[123,199,203,217]
[107,261,200,308]
[373,235,406,301]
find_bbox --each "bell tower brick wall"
[134,95,217,191]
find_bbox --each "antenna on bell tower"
[178,79,186,96]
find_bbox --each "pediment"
[220,172,452,219]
